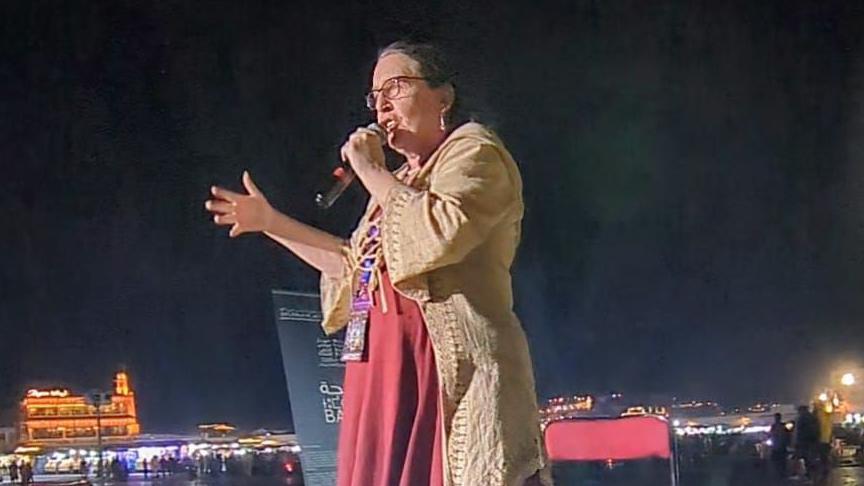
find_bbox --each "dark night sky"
[2,1,864,432]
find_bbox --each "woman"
[206,41,549,486]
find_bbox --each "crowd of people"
[769,403,835,482]
[660,402,845,485]
[1,461,33,484]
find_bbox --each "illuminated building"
[671,401,797,438]
[19,372,140,445]
[620,405,668,417]
[539,395,594,427]
[671,400,721,418]
[197,423,237,439]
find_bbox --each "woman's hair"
[377,40,473,127]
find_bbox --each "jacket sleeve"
[380,139,516,300]
[319,243,354,334]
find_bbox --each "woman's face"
[371,53,450,160]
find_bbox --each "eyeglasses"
[365,76,427,111]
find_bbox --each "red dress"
[336,270,444,486]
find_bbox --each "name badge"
[341,294,372,362]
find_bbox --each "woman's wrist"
[261,203,281,234]
[356,162,400,203]
[352,156,380,180]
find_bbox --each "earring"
[439,112,447,131]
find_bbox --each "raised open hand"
[205,171,275,238]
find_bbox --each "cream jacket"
[320,122,551,486]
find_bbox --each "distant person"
[20,462,32,485]
[769,412,790,479]
[110,457,121,479]
[794,405,819,478]
[213,454,223,475]
[9,461,18,483]
[815,402,834,478]
[79,458,88,478]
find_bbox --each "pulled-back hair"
[378,41,473,128]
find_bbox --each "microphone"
[315,123,387,209]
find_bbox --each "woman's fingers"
[205,199,235,214]
[209,172,271,237]
[356,127,381,138]
[342,128,385,172]
[213,213,237,225]
[211,185,242,202]
[242,171,263,197]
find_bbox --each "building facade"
[19,372,140,446]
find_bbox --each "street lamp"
[86,390,112,479]
[842,373,856,387]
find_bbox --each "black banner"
[273,290,345,486]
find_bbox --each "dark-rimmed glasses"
[365,76,427,111]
